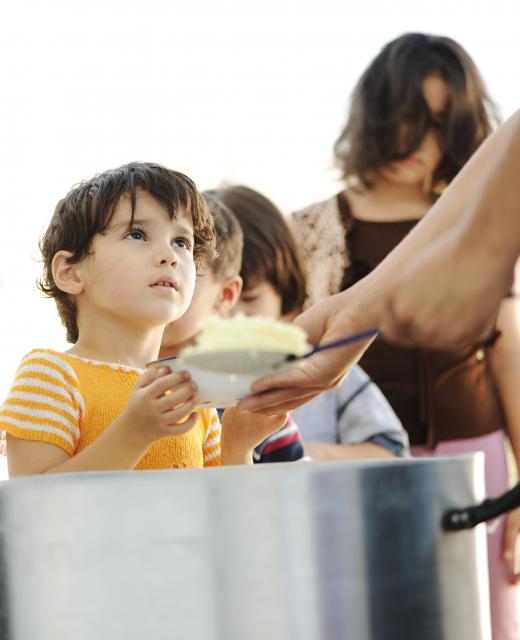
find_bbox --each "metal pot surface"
[0,455,490,640]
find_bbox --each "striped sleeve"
[253,415,306,463]
[0,350,84,456]
[202,408,221,467]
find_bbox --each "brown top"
[291,193,506,447]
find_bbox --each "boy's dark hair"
[202,193,243,279]
[39,162,214,343]
[210,185,306,316]
[334,32,500,194]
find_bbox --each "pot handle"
[442,482,520,531]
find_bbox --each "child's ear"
[51,251,84,295]
[214,275,243,316]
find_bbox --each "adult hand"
[238,291,376,414]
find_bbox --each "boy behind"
[159,195,243,358]
[0,163,283,475]
[161,194,306,463]
[214,185,410,460]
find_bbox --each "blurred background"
[0,0,518,478]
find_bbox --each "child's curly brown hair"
[39,162,215,343]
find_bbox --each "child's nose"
[158,243,178,266]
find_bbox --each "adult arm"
[239,109,520,415]
[382,108,520,346]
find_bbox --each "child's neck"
[68,324,165,369]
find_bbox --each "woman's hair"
[209,185,307,316]
[334,32,500,193]
[39,162,214,343]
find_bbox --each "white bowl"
[149,356,261,409]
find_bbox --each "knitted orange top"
[0,349,221,469]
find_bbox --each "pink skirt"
[413,430,518,640]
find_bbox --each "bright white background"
[0,0,519,479]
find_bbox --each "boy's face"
[161,267,243,355]
[73,191,196,331]
[234,280,283,320]
[162,270,223,350]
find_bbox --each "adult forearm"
[464,109,520,261]
[360,109,520,318]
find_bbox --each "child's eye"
[173,237,193,251]
[240,294,259,303]
[125,228,146,241]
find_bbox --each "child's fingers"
[157,381,197,412]
[146,370,192,398]
[167,412,199,435]
[135,366,169,390]
[164,402,198,429]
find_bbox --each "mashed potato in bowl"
[153,314,311,409]
[180,314,311,358]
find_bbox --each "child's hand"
[220,407,288,464]
[118,367,198,445]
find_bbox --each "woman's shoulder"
[291,193,342,223]
[290,193,347,251]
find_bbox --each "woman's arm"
[381,108,520,346]
[239,110,520,415]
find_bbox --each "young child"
[212,184,410,460]
[160,193,306,463]
[0,162,285,475]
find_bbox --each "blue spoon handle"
[302,327,380,359]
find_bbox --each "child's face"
[234,280,283,320]
[379,74,449,189]
[74,191,196,331]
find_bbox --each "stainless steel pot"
[0,455,491,640]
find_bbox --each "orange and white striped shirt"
[0,349,221,469]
